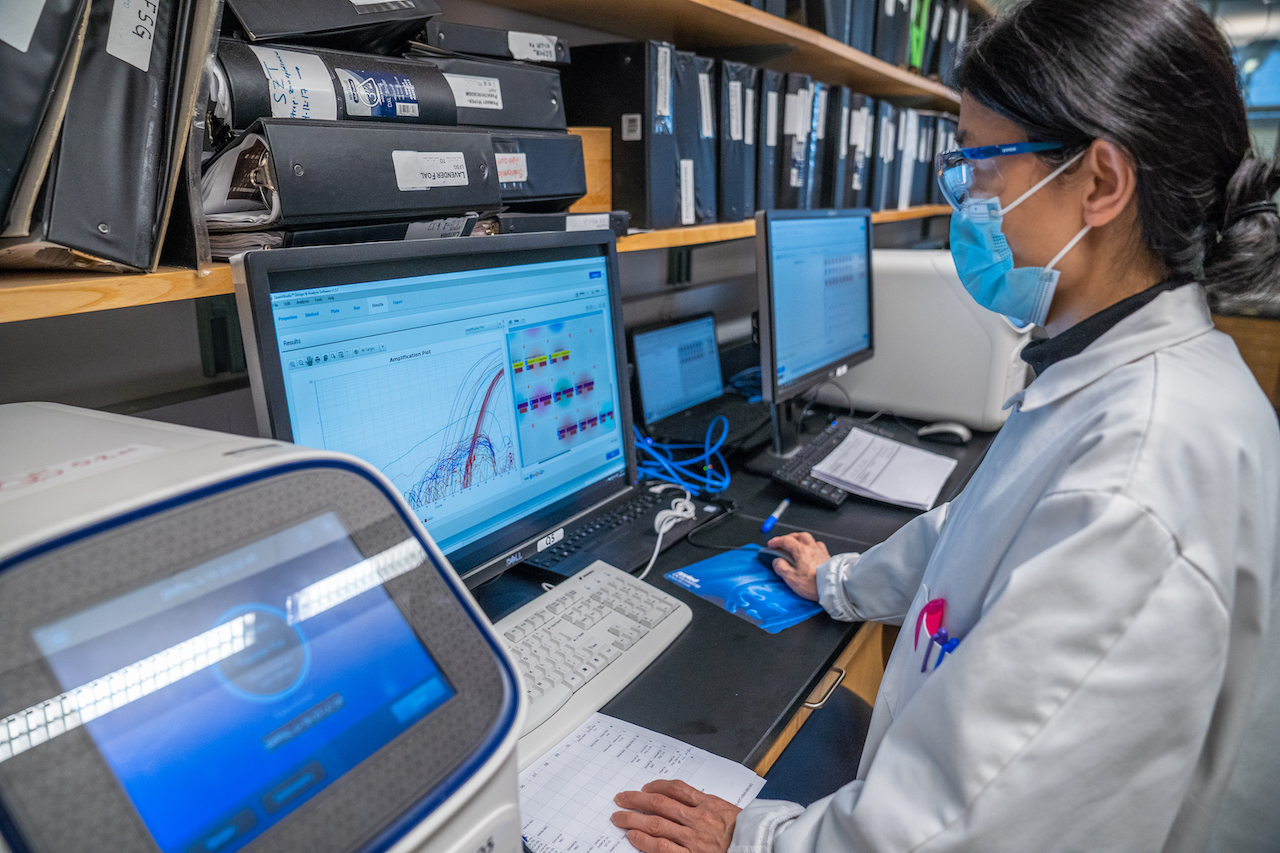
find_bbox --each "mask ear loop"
[1044,223,1092,272]
[1000,149,1088,216]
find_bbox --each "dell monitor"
[755,208,874,453]
[234,232,637,588]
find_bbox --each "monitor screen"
[258,250,628,570]
[761,211,873,402]
[632,315,724,425]
[30,513,450,853]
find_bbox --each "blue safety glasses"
[935,141,1067,210]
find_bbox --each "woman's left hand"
[611,779,741,853]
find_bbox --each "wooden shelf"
[482,0,960,112]
[0,207,952,323]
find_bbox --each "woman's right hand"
[765,532,830,602]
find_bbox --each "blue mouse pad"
[665,546,824,633]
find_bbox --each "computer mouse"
[916,421,972,445]
[755,547,795,569]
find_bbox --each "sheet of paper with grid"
[519,713,765,853]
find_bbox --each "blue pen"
[761,499,791,533]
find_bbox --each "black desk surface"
[472,412,994,768]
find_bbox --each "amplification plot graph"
[312,339,518,514]
[508,314,617,466]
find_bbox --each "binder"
[928,114,957,206]
[764,0,788,16]
[875,0,911,66]
[561,41,678,230]
[776,72,812,209]
[936,0,966,87]
[489,130,587,212]
[755,69,784,212]
[908,0,933,71]
[896,108,917,210]
[869,100,899,212]
[820,86,852,208]
[923,0,947,76]
[478,211,630,238]
[803,81,829,210]
[422,21,570,65]
[208,215,479,258]
[849,0,876,55]
[407,49,567,130]
[718,60,757,222]
[0,0,89,235]
[201,120,500,231]
[911,112,934,207]
[0,0,220,271]
[847,94,876,208]
[214,38,457,132]
[673,51,718,225]
[223,0,440,55]
[803,0,852,43]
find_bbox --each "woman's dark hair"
[958,0,1280,300]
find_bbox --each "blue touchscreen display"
[32,513,451,853]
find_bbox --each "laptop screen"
[632,316,724,425]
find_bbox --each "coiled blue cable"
[633,415,731,494]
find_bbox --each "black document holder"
[425,53,566,130]
[422,21,570,65]
[562,41,678,231]
[490,130,586,212]
[718,60,757,222]
[674,51,718,225]
[223,0,440,54]
[216,38,457,131]
[221,119,500,228]
[488,211,629,237]
[755,69,783,212]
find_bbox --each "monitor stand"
[742,401,811,477]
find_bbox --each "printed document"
[809,427,957,510]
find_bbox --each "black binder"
[480,211,630,238]
[223,0,439,55]
[215,38,457,132]
[562,41,678,230]
[755,69,784,212]
[776,72,812,209]
[421,21,570,64]
[490,130,586,212]
[923,0,947,76]
[803,81,829,210]
[718,60,757,222]
[820,86,852,208]
[410,51,566,130]
[803,0,852,43]
[208,215,479,258]
[849,0,876,55]
[847,94,876,208]
[203,120,500,229]
[674,51,717,225]
[874,0,910,66]
[936,0,965,87]
[870,100,899,212]
[0,0,89,233]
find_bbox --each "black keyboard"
[524,490,665,570]
[771,419,857,509]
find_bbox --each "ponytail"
[1204,156,1280,300]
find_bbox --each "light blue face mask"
[950,152,1090,327]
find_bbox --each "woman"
[609,0,1280,851]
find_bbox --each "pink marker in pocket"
[915,598,947,672]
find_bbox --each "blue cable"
[633,415,731,494]
[725,367,763,404]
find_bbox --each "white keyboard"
[494,561,691,767]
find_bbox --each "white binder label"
[250,46,339,120]
[931,2,944,40]
[947,7,959,42]
[698,72,714,138]
[884,0,895,16]
[765,91,779,147]
[392,151,469,190]
[790,139,805,187]
[405,217,471,239]
[852,106,869,154]
[621,113,643,141]
[0,0,45,53]
[496,152,529,183]
[507,31,558,63]
[656,46,672,118]
[107,0,160,72]
[838,105,850,158]
[729,80,744,141]
[680,159,695,225]
[444,73,504,110]
[783,93,801,137]
[566,214,611,232]
[744,88,755,145]
[863,107,875,151]
[881,116,896,162]
[815,87,828,140]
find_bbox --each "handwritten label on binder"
[250,46,338,121]
[106,0,160,72]
[443,74,504,110]
[508,31,558,62]
[656,46,672,118]
[680,159,695,225]
[729,81,744,142]
[698,72,714,138]
[566,214,611,232]
[392,151,469,190]
[496,152,529,183]
[405,217,471,239]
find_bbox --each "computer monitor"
[754,208,874,452]
[234,232,637,588]
[630,313,724,426]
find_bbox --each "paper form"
[519,714,765,853]
[810,428,958,511]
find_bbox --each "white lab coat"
[731,284,1280,853]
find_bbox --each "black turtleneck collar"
[1020,280,1191,376]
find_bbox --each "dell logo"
[506,551,523,567]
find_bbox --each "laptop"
[629,314,771,446]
